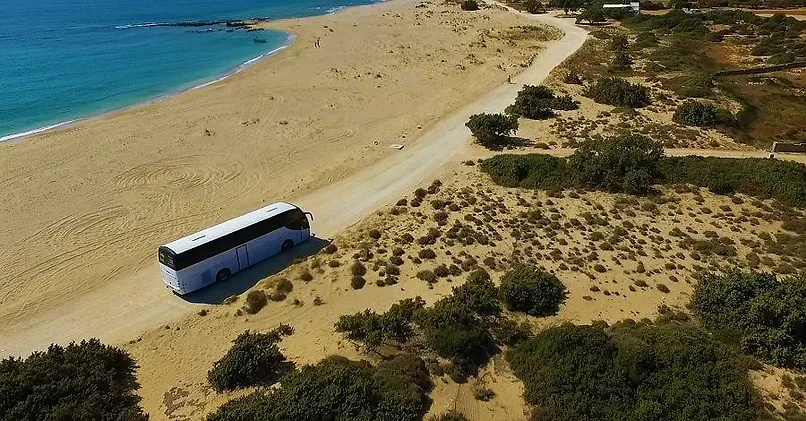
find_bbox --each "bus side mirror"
[305,212,314,221]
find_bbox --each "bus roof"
[162,202,298,254]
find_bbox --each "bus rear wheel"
[216,269,231,283]
[281,240,294,253]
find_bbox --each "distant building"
[602,2,641,13]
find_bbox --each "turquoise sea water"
[0,0,379,140]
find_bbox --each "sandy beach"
[0,0,562,347]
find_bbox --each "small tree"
[576,7,605,24]
[208,329,294,392]
[524,0,545,13]
[569,134,664,194]
[0,339,148,421]
[461,0,480,10]
[499,264,567,316]
[507,85,557,120]
[466,113,519,149]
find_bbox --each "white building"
[602,2,641,13]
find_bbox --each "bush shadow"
[180,236,329,305]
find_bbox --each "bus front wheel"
[216,269,231,283]
[281,240,294,253]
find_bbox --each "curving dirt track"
[0,11,589,357]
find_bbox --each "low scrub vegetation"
[208,327,294,392]
[465,113,519,150]
[657,156,806,207]
[335,268,564,381]
[673,100,734,127]
[584,77,651,108]
[499,264,567,316]
[692,271,806,370]
[0,339,148,421]
[207,353,432,421]
[482,135,806,207]
[569,135,663,194]
[507,321,762,420]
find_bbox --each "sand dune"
[0,0,573,355]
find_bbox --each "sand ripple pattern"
[111,155,245,192]
[26,205,128,244]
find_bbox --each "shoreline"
[0,35,294,144]
[0,0,387,144]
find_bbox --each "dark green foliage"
[206,354,432,421]
[334,298,426,350]
[691,271,806,370]
[465,113,519,149]
[673,100,734,127]
[584,77,651,108]
[416,276,502,379]
[483,145,806,206]
[481,153,572,191]
[491,317,534,346]
[524,0,545,13]
[569,135,664,194]
[460,0,479,10]
[429,411,470,421]
[507,322,761,421]
[499,264,567,317]
[0,339,148,421]
[506,85,578,120]
[657,156,806,207]
[576,6,605,25]
[563,71,583,85]
[609,34,632,70]
[208,330,294,392]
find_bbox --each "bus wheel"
[281,240,294,252]
[216,269,231,283]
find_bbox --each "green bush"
[563,71,583,85]
[483,145,806,206]
[244,290,268,314]
[0,339,148,421]
[569,134,664,194]
[499,264,567,317]
[691,271,806,370]
[480,153,572,191]
[584,77,651,108]
[461,0,479,10]
[673,99,734,127]
[506,85,578,120]
[465,113,519,149]
[207,354,432,421]
[507,322,761,421]
[429,411,470,421]
[657,156,806,207]
[335,298,425,350]
[208,329,294,392]
[524,0,545,13]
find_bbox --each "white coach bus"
[158,202,312,295]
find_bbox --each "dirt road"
[0,12,589,357]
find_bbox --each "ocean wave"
[0,120,78,143]
[114,22,165,29]
[327,6,347,14]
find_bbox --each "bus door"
[236,245,249,270]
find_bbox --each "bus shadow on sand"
[179,236,329,305]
